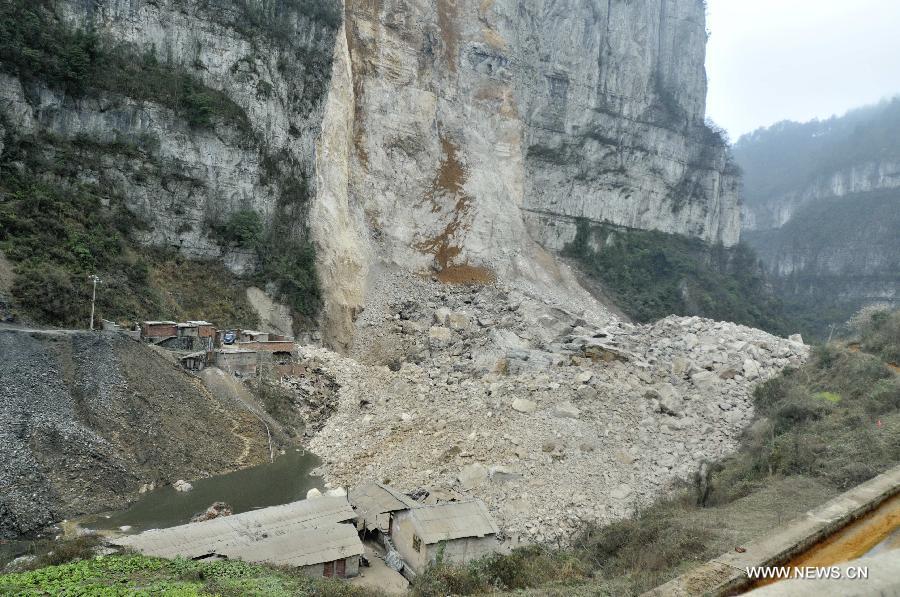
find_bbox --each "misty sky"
[705,0,900,142]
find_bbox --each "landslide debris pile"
[308,275,808,545]
[0,329,267,538]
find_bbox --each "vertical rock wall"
[312,0,741,348]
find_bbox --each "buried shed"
[391,500,500,576]
[349,482,419,534]
[113,497,362,577]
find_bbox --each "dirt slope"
[0,328,269,538]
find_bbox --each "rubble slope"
[308,274,808,545]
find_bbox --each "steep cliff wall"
[734,100,900,335]
[0,0,338,327]
[313,0,741,348]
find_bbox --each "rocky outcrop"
[312,0,741,349]
[734,102,900,332]
[0,0,337,271]
[308,274,808,544]
[742,160,900,231]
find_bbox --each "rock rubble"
[308,276,808,545]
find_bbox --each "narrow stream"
[73,449,323,535]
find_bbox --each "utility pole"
[88,275,100,330]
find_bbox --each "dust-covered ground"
[308,271,809,545]
[0,327,271,538]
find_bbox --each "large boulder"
[511,398,537,413]
[457,463,489,489]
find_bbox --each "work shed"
[114,497,364,578]
[349,482,418,535]
[391,500,500,576]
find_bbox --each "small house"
[391,500,500,577]
[188,321,216,338]
[180,351,208,372]
[114,496,363,579]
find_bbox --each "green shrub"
[410,546,586,596]
[27,534,103,569]
[213,209,265,249]
[563,219,792,334]
[859,309,900,363]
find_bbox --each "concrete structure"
[141,321,177,339]
[644,464,900,596]
[349,482,418,535]
[215,349,259,376]
[179,351,209,372]
[391,500,500,577]
[240,330,270,342]
[236,340,295,353]
[114,497,363,578]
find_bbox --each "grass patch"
[563,219,792,335]
[411,546,587,596]
[0,554,379,596]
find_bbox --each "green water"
[76,449,323,534]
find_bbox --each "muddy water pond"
[74,449,323,535]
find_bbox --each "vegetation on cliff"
[743,188,900,339]
[0,0,251,133]
[408,309,900,596]
[734,97,900,209]
[0,134,260,327]
[563,219,792,335]
[0,0,326,328]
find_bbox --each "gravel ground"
[0,328,268,539]
[309,273,809,545]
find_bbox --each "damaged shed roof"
[218,523,364,567]
[349,483,419,532]
[114,497,357,562]
[406,500,499,544]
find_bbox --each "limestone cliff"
[2,1,336,266]
[313,0,741,348]
[734,100,900,334]
[0,0,338,328]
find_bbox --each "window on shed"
[412,533,422,552]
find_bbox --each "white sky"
[705,0,900,141]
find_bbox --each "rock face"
[734,102,900,331]
[313,0,741,348]
[0,0,337,272]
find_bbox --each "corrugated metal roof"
[218,523,364,566]
[349,483,418,531]
[350,483,417,516]
[114,497,356,562]
[407,500,499,544]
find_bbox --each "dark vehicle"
[223,330,237,345]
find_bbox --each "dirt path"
[199,368,280,463]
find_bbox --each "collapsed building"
[115,497,364,579]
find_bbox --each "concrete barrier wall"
[643,464,900,596]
